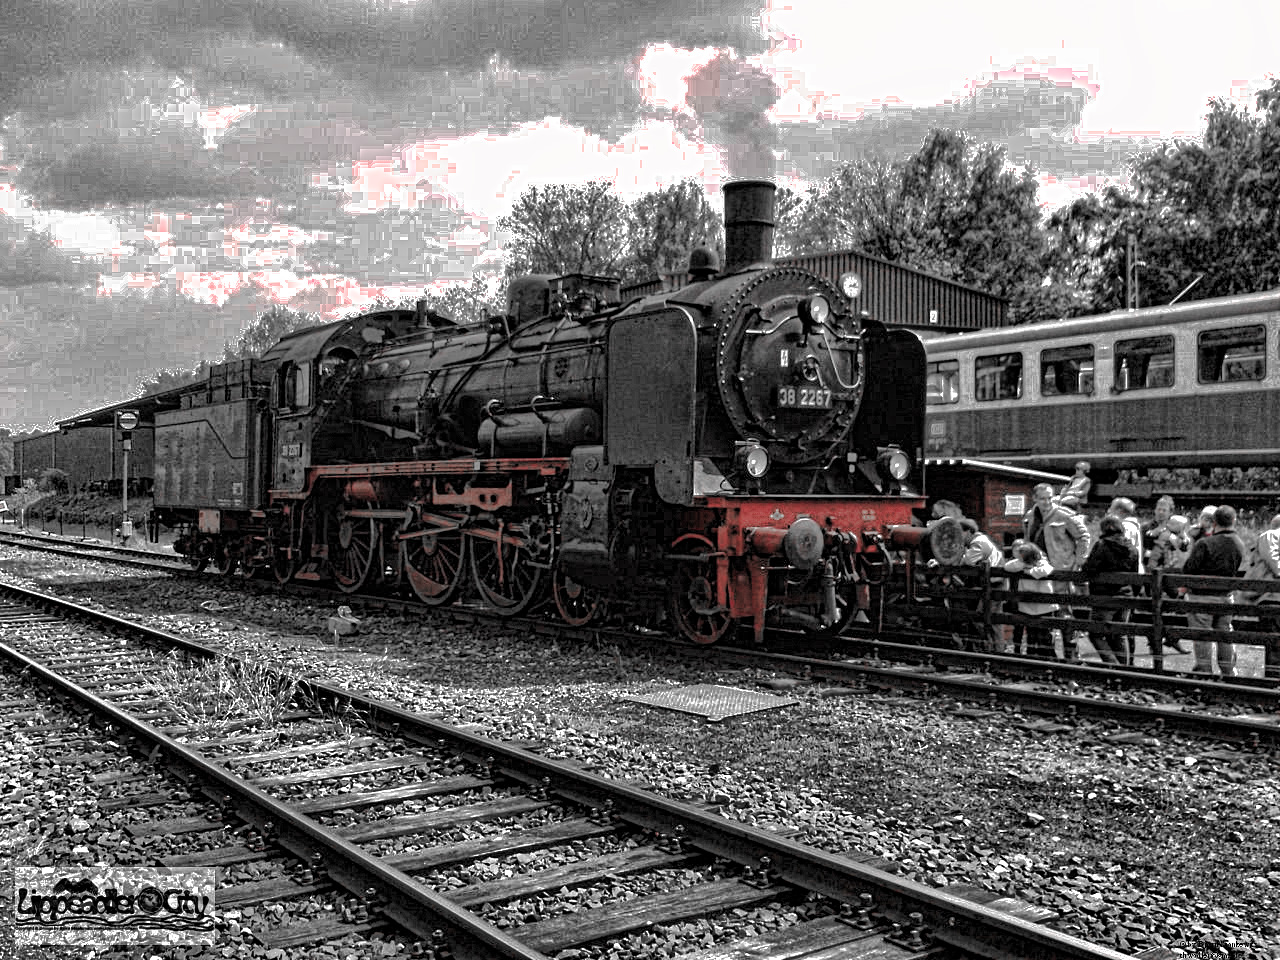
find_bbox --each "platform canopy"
[55,384,190,431]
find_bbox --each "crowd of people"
[924,464,1280,680]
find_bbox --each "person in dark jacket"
[1080,515,1138,665]
[1181,505,1245,677]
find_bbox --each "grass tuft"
[153,643,300,734]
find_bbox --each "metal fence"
[868,565,1277,677]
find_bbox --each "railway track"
[0,580,1146,959]
[0,528,192,571]
[4,531,1280,748]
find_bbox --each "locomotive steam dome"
[714,180,865,465]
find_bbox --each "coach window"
[975,352,1022,401]
[1114,335,1174,392]
[1041,344,1094,396]
[1198,325,1265,383]
[926,359,960,404]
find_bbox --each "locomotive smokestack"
[723,179,776,273]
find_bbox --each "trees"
[771,185,809,258]
[497,182,630,277]
[134,364,206,397]
[621,179,723,282]
[420,275,506,326]
[0,225,92,286]
[1035,188,1140,317]
[498,179,723,285]
[1040,78,1280,314]
[131,304,321,398]
[778,130,1048,321]
[228,304,322,360]
[1124,80,1280,305]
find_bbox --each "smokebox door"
[606,307,697,497]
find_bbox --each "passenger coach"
[922,289,1280,476]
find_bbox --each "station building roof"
[55,385,189,431]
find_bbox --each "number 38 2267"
[776,386,833,409]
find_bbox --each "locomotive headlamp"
[876,446,912,484]
[797,294,830,334]
[735,441,770,479]
[839,272,862,299]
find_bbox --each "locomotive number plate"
[776,386,833,409]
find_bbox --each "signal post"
[116,410,139,541]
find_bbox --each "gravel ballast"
[1,545,1278,959]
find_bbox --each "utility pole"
[1123,234,1141,310]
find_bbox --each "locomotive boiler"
[154,179,947,643]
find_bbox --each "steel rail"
[5,532,1279,748]
[828,633,1280,699]
[0,642,550,959]
[10,527,1280,702]
[4,535,1278,747]
[829,634,1280,701]
[0,531,189,571]
[709,645,1280,745]
[0,581,1130,959]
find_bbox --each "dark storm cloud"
[17,133,271,209]
[0,0,765,118]
[215,57,644,176]
[157,37,348,102]
[1,0,762,208]
[685,52,779,178]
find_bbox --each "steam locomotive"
[153,180,947,644]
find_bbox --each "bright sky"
[10,0,1280,287]
[393,0,1280,221]
[764,0,1278,136]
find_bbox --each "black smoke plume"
[684,52,779,179]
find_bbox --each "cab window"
[926,359,960,405]
[1041,344,1094,396]
[1114,335,1174,392]
[1198,325,1264,383]
[276,361,313,409]
[975,352,1022,401]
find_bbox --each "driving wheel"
[331,511,379,594]
[667,545,733,644]
[403,528,468,606]
[470,527,544,616]
[211,540,237,577]
[552,565,606,626]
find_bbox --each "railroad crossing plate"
[622,684,798,722]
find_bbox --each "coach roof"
[925,287,1280,354]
